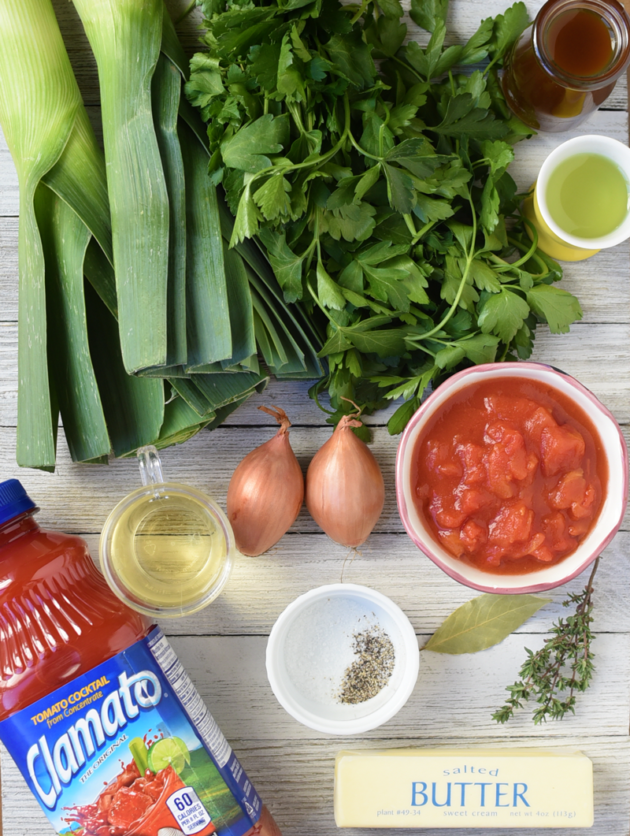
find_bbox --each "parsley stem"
[289,102,306,134]
[412,220,437,243]
[350,0,369,24]
[298,238,317,260]
[311,377,336,414]
[407,193,477,343]
[392,55,425,83]
[307,279,335,323]
[508,228,550,275]
[490,229,537,273]
[347,128,382,161]
[403,213,417,237]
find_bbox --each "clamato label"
[0,628,262,836]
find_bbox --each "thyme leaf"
[492,557,599,725]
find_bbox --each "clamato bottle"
[0,479,282,836]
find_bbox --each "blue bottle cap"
[0,479,36,526]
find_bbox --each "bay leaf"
[423,594,551,655]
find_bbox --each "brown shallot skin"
[227,406,304,556]
[306,415,385,547]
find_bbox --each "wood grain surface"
[0,0,629,834]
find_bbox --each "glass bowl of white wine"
[100,446,235,618]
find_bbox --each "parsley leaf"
[317,262,346,309]
[258,228,304,302]
[478,288,530,342]
[527,285,584,333]
[410,0,448,33]
[253,175,292,220]
[221,114,288,172]
[488,2,530,64]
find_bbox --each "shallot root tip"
[258,405,291,433]
[337,415,364,431]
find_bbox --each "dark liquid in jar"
[502,0,626,131]
[546,8,614,76]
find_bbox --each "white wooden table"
[1,0,629,834]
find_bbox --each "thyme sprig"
[493,557,599,725]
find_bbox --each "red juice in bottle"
[0,480,281,836]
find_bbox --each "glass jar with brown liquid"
[502,0,630,132]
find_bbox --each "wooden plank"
[157,531,630,637]
[2,217,629,324]
[36,528,621,637]
[165,632,630,741]
[0,520,620,637]
[2,736,628,836]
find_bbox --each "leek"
[0,0,81,468]
[151,54,187,371]
[156,397,215,450]
[180,122,232,369]
[85,284,165,458]
[71,0,170,374]
[0,0,165,467]
[35,185,110,463]
[222,246,257,368]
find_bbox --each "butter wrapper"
[334,749,593,828]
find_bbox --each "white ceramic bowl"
[537,134,630,250]
[266,584,420,735]
[396,362,628,594]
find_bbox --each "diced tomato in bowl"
[396,362,628,594]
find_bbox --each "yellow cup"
[524,134,630,262]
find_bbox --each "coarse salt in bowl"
[266,584,420,735]
[396,362,628,594]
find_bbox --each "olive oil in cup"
[523,134,630,261]
[100,446,234,618]
[546,152,629,238]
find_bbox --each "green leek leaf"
[0,0,82,468]
[152,53,187,368]
[85,283,164,457]
[72,0,170,373]
[180,121,232,368]
[36,185,111,463]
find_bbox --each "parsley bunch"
[187,0,584,431]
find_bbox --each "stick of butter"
[334,749,593,828]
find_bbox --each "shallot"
[227,406,304,556]
[306,407,385,547]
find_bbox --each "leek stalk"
[36,185,110,463]
[151,54,187,371]
[71,0,170,374]
[0,0,81,468]
[0,0,165,467]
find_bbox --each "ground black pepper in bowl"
[338,625,396,704]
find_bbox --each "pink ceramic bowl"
[396,362,628,594]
